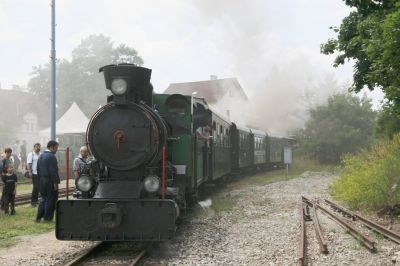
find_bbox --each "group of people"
[0,141,60,221]
[0,140,27,174]
[0,141,91,223]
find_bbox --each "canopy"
[40,102,89,136]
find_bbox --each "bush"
[297,93,375,164]
[330,134,400,210]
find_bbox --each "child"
[1,164,17,215]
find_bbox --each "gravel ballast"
[146,172,400,265]
[1,172,399,265]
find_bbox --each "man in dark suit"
[36,140,60,223]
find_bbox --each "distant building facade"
[0,89,46,151]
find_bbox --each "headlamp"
[76,175,93,192]
[143,175,160,193]
[111,78,127,95]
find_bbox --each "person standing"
[0,148,13,173]
[73,146,90,180]
[20,140,27,171]
[27,143,41,207]
[11,141,19,158]
[36,140,60,223]
[1,164,17,215]
[11,140,20,171]
[196,125,212,143]
[196,125,213,177]
[0,148,13,210]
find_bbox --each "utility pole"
[50,0,56,140]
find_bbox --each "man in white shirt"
[27,143,41,207]
[196,125,212,141]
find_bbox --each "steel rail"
[301,196,314,207]
[323,199,355,220]
[64,241,105,266]
[0,180,32,187]
[129,249,147,266]
[301,196,328,254]
[64,242,147,266]
[315,202,376,251]
[298,200,306,266]
[312,203,328,253]
[14,188,73,206]
[324,199,400,245]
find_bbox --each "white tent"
[40,102,89,137]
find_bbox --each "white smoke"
[192,1,346,135]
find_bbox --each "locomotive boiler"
[56,64,180,241]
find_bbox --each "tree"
[321,1,400,138]
[297,93,376,164]
[28,34,144,117]
[375,102,400,139]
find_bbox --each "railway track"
[298,197,400,265]
[14,187,74,206]
[0,180,32,187]
[64,242,148,266]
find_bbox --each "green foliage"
[297,93,375,164]
[228,156,335,189]
[28,34,144,117]
[375,102,400,139]
[212,194,239,213]
[321,1,400,136]
[330,134,400,210]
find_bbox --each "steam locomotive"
[55,64,293,241]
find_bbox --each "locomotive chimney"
[99,64,153,106]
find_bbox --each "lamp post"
[50,0,56,141]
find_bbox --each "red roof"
[164,78,248,104]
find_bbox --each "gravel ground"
[0,232,96,266]
[1,171,400,265]
[145,172,400,265]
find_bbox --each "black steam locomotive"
[55,64,293,241]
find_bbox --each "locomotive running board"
[55,199,178,241]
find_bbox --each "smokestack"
[210,75,218,80]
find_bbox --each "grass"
[16,183,33,194]
[212,194,240,213]
[0,205,54,249]
[211,157,337,214]
[229,157,337,188]
[12,179,70,195]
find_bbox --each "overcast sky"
[0,0,384,107]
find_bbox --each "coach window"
[219,125,223,144]
[225,128,229,146]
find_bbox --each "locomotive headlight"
[143,175,160,193]
[111,78,127,95]
[76,175,93,192]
